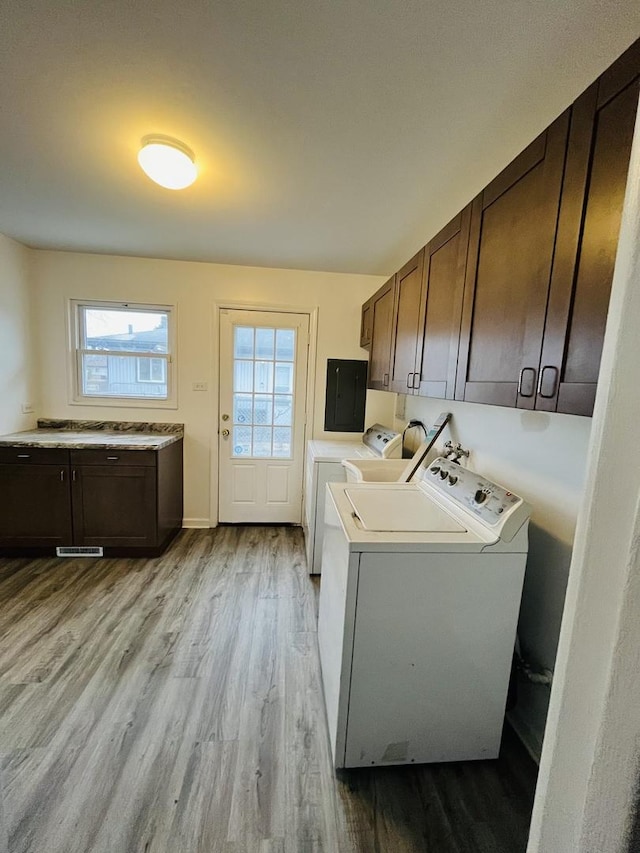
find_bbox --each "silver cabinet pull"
[383,373,389,387]
[106,456,119,461]
[518,367,536,397]
[413,372,421,389]
[406,373,414,388]
[537,365,559,398]
[60,469,65,482]
[72,470,77,482]
[17,453,30,459]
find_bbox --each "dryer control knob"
[430,466,440,475]
[448,475,458,486]
[474,489,488,504]
[439,470,448,480]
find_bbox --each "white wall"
[396,395,592,757]
[31,250,392,525]
[0,234,37,435]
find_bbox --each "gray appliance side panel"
[317,489,360,766]
[311,461,347,574]
[344,551,526,767]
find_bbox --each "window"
[72,301,176,406]
[232,326,295,458]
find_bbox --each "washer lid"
[345,487,466,533]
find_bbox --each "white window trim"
[68,299,178,409]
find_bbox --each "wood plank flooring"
[0,527,537,852]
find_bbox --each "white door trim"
[210,300,318,526]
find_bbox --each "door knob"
[221,429,230,438]
[222,413,230,421]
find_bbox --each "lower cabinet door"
[0,464,73,547]
[72,466,157,548]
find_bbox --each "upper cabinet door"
[388,250,426,393]
[360,298,373,348]
[536,43,640,416]
[415,206,472,400]
[368,276,396,391]
[455,112,570,409]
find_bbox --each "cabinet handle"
[106,456,119,461]
[406,373,414,388]
[518,367,536,398]
[60,469,65,482]
[537,365,559,398]
[413,372,421,389]
[17,453,30,459]
[72,470,77,482]
[383,373,389,387]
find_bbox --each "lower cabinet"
[0,440,183,556]
[71,464,158,549]
[0,449,73,548]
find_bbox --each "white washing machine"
[318,457,530,769]
[303,424,401,574]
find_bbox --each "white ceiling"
[1,2,639,275]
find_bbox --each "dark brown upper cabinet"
[388,250,426,393]
[536,40,640,416]
[367,276,396,390]
[415,206,472,399]
[360,38,639,417]
[455,111,571,409]
[360,298,373,348]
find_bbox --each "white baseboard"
[182,518,212,529]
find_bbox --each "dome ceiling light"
[137,135,197,190]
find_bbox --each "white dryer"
[303,424,401,574]
[318,457,530,769]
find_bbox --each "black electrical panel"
[324,359,368,432]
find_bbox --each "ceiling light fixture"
[137,135,197,190]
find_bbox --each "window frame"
[69,299,177,409]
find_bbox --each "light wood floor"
[0,527,536,853]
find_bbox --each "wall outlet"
[192,381,208,392]
[21,402,34,414]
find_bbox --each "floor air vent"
[56,546,104,557]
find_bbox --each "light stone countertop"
[0,423,183,451]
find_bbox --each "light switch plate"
[21,402,34,414]
[192,381,208,391]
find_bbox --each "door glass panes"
[273,395,292,425]
[255,328,275,359]
[254,361,274,393]
[234,361,254,393]
[274,363,294,393]
[234,394,252,424]
[275,329,295,360]
[232,325,296,458]
[234,327,254,358]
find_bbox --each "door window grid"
[232,327,295,458]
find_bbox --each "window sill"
[70,396,178,411]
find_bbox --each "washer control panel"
[362,424,402,458]
[421,458,523,526]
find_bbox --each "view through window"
[75,302,173,401]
